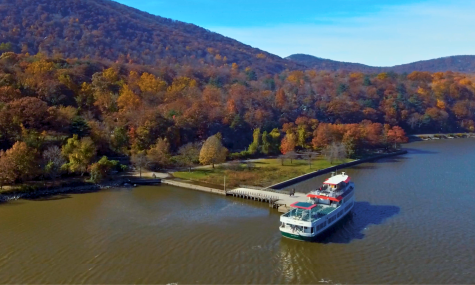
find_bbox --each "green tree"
[69,116,91,138]
[199,134,228,168]
[0,42,13,52]
[176,142,200,172]
[261,131,270,155]
[297,125,307,149]
[247,128,261,155]
[61,135,97,176]
[111,127,129,154]
[89,156,121,183]
[269,128,281,154]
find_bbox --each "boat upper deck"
[282,203,339,222]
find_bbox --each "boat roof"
[290,202,318,210]
[324,174,350,185]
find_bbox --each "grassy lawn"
[172,157,349,188]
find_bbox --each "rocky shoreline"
[0,178,133,204]
[410,133,475,141]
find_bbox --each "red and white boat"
[279,172,355,241]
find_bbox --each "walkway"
[228,187,308,212]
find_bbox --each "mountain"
[287,54,475,73]
[0,0,300,73]
[0,0,472,75]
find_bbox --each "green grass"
[172,157,349,188]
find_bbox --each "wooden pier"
[160,180,308,212]
[227,187,308,212]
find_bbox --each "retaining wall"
[268,150,408,190]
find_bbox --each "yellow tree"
[61,135,97,176]
[199,134,228,168]
[1,142,38,183]
[117,84,141,111]
[0,150,15,188]
[138,72,167,93]
[147,138,171,169]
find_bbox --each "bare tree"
[131,151,149,178]
[301,151,319,169]
[245,160,255,170]
[227,160,241,171]
[323,142,347,164]
[279,154,285,166]
[43,146,66,182]
[284,151,298,164]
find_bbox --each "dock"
[124,178,162,185]
[227,187,308,212]
[161,179,307,212]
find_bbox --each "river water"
[1,139,474,284]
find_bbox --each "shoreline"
[267,150,408,190]
[0,149,407,204]
[0,177,160,204]
[409,133,475,141]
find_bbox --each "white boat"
[279,172,355,241]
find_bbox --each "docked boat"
[279,172,355,241]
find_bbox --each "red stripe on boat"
[306,194,342,202]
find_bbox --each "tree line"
[2,51,474,186]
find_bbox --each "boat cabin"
[306,172,353,205]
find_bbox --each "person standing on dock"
[290,188,295,197]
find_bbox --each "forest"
[0,0,299,74]
[288,54,475,73]
[0,50,474,187]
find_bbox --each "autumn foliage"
[0,51,474,187]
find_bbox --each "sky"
[115,0,475,66]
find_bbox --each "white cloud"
[207,1,475,66]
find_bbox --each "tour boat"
[279,172,355,241]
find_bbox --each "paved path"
[162,179,226,195]
[130,170,170,179]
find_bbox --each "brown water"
[1,139,475,284]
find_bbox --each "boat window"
[311,227,314,234]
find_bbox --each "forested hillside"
[0,52,474,183]
[0,0,300,73]
[287,54,475,73]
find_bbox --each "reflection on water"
[315,202,400,244]
[0,139,474,283]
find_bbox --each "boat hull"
[280,231,319,242]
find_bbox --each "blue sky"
[115,0,475,66]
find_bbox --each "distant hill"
[287,54,475,73]
[0,0,300,73]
